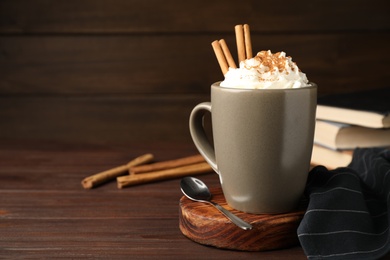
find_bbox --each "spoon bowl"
[180,177,252,230]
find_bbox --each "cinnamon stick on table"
[81,153,154,189]
[129,154,205,175]
[117,162,212,189]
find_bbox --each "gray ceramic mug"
[189,82,317,214]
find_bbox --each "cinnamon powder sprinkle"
[248,51,296,73]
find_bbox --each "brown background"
[1,0,389,145]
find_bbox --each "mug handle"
[189,102,218,173]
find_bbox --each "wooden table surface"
[0,140,309,259]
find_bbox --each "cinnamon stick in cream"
[117,162,212,189]
[219,39,237,69]
[81,153,154,189]
[235,24,246,63]
[243,24,253,59]
[235,24,253,61]
[211,40,229,75]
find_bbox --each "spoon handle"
[210,202,253,230]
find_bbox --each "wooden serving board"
[179,187,306,251]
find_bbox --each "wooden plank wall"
[0,0,389,144]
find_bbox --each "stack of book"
[311,88,390,169]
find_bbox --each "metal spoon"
[180,177,252,230]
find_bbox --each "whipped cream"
[220,50,310,89]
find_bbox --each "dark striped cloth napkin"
[298,148,390,260]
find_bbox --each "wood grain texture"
[0,1,389,143]
[0,0,388,33]
[179,188,306,251]
[0,95,212,143]
[0,140,310,259]
[1,33,389,96]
